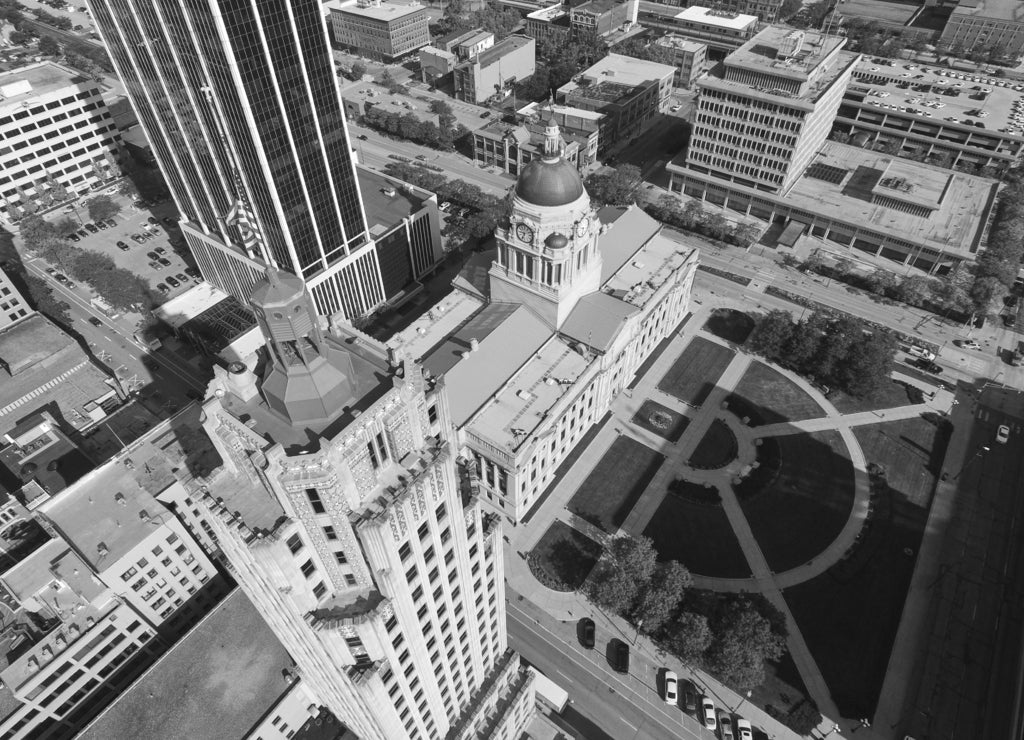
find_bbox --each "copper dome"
[515,157,585,207]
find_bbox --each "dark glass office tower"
[89,0,384,317]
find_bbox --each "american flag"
[225,171,261,259]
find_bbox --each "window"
[313,582,327,599]
[323,525,338,541]
[417,522,430,541]
[300,560,316,578]
[334,551,348,565]
[305,488,326,514]
[345,574,357,586]
[399,542,412,562]
[286,534,303,554]
[428,404,438,423]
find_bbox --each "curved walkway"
[507,305,956,740]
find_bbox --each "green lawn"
[854,415,950,508]
[830,379,923,414]
[688,419,738,470]
[643,488,751,578]
[657,336,735,407]
[568,436,665,533]
[703,308,755,345]
[739,431,855,572]
[631,399,690,443]
[730,362,826,426]
[784,479,927,717]
[528,520,603,592]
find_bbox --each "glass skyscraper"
[90,0,387,317]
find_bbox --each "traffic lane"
[25,260,205,392]
[507,603,711,740]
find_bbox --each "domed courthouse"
[389,119,700,523]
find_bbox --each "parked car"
[148,261,161,270]
[997,424,1010,444]
[54,273,68,283]
[104,218,117,228]
[156,283,169,293]
[439,201,452,212]
[132,234,147,244]
[681,681,697,713]
[84,222,99,233]
[719,713,734,739]
[914,358,942,374]
[357,133,368,140]
[701,698,717,730]
[88,316,103,327]
[158,258,172,267]
[175,273,188,282]
[736,718,754,740]
[165,276,179,287]
[663,671,678,705]
[68,233,80,242]
[416,154,428,160]
[956,339,982,350]
[148,216,159,224]
[76,229,89,239]
[184,267,200,278]
[155,247,167,255]
[118,242,130,251]
[146,251,160,261]
[671,104,682,112]
[162,216,176,226]
[579,618,595,648]
[96,220,110,229]
[480,110,491,118]
[45,267,56,275]
[1002,313,1016,327]
[612,641,629,673]
[907,345,936,361]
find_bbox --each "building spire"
[542,117,563,161]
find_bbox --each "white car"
[737,718,754,740]
[908,345,936,361]
[670,104,681,112]
[997,425,1010,444]
[957,339,981,350]
[701,698,717,730]
[663,670,678,705]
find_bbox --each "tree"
[778,0,803,19]
[809,315,863,383]
[350,60,367,80]
[705,600,787,690]
[895,274,934,306]
[703,213,730,241]
[732,222,760,248]
[748,310,793,360]
[18,214,56,249]
[633,561,691,634]
[85,194,121,222]
[665,611,712,665]
[865,269,899,296]
[680,199,704,229]
[53,217,78,236]
[23,274,70,325]
[584,164,641,206]
[614,36,674,66]
[8,30,32,46]
[841,331,898,398]
[586,535,658,615]
[37,35,59,56]
[784,312,829,372]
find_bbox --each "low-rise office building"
[558,53,674,148]
[656,35,710,88]
[525,4,572,42]
[939,0,1024,61]
[454,34,536,104]
[570,0,639,36]
[638,5,759,53]
[473,102,602,174]
[834,56,1024,171]
[419,45,458,83]
[327,0,430,61]
[0,62,122,223]
[442,28,495,60]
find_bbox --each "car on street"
[157,257,172,267]
[147,251,160,261]
[358,134,368,140]
[45,267,56,274]
[719,713,734,739]
[736,718,753,740]
[416,154,428,160]
[612,640,629,673]
[166,276,179,287]
[68,233,80,242]
[54,273,68,283]
[579,617,595,648]
[913,358,942,374]
[907,345,936,361]
[997,424,1010,444]
[88,316,103,327]
[957,339,982,350]
[663,671,678,705]
[701,698,717,730]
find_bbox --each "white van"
[908,345,935,361]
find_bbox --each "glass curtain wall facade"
[88,0,371,304]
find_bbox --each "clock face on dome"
[516,223,534,243]
[576,219,590,237]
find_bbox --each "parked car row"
[67,218,118,242]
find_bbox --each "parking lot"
[48,191,199,304]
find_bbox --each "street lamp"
[851,718,871,733]
[633,619,644,645]
[952,444,990,481]
[735,690,752,712]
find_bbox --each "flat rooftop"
[326,0,425,22]
[950,0,1023,22]
[38,406,223,569]
[785,141,996,257]
[657,34,708,52]
[576,53,675,87]
[79,589,295,740]
[674,5,758,29]
[468,334,593,452]
[849,57,1024,138]
[476,34,533,69]
[153,282,231,330]
[527,4,568,20]
[519,100,604,122]
[725,26,849,84]
[0,62,90,114]
[357,166,431,238]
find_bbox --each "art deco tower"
[195,270,535,740]
[88,0,388,318]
